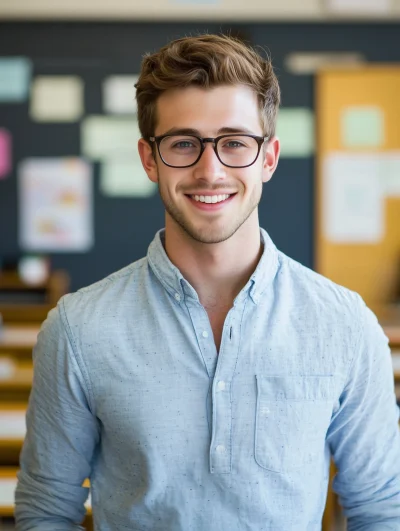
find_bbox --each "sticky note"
[276,108,314,157]
[382,153,400,197]
[101,159,156,198]
[103,75,138,114]
[82,116,140,159]
[342,106,384,148]
[30,76,84,122]
[285,52,364,75]
[0,57,31,102]
[0,129,11,179]
[323,153,385,243]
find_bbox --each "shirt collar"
[147,228,279,305]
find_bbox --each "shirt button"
[174,293,181,301]
[202,330,209,338]
[216,445,225,453]
[217,380,226,391]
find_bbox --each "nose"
[192,142,227,183]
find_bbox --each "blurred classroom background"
[1,0,400,529]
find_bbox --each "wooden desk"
[0,325,40,358]
[377,305,400,347]
[0,270,69,324]
[0,402,26,465]
[0,358,33,401]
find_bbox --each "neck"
[164,213,263,308]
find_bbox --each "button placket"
[184,301,218,377]
[209,297,250,475]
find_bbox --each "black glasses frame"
[148,133,269,169]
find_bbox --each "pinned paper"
[323,153,385,243]
[383,154,400,197]
[0,410,26,438]
[82,116,140,159]
[103,75,138,114]
[276,108,314,157]
[19,158,93,252]
[285,52,365,75]
[101,159,156,197]
[30,76,84,122]
[342,106,384,148]
[0,129,11,179]
[0,57,31,102]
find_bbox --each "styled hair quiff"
[135,34,281,141]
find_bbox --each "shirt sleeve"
[15,298,100,531]
[327,296,400,530]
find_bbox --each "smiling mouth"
[186,193,236,204]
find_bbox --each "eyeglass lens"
[158,135,260,167]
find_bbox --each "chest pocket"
[255,375,335,474]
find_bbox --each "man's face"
[139,84,279,244]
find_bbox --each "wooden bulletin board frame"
[315,66,400,311]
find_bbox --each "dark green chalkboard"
[0,21,399,291]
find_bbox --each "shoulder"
[276,251,365,333]
[57,257,148,325]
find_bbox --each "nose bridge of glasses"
[201,137,217,150]
[200,138,222,164]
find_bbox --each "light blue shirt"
[15,228,400,530]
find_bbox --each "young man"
[15,34,400,530]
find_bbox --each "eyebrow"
[160,126,257,136]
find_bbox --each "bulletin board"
[2,22,400,292]
[316,67,400,309]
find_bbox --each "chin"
[181,223,240,245]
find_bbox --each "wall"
[1,21,400,291]
[2,0,400,20]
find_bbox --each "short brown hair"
[135,34,280,141]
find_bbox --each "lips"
[185,193,236,210]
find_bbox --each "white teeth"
[192,194,230,204]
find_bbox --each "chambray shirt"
[15,229,400,531]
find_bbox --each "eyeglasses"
[149,133,269,169]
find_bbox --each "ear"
[261,136,280,184]
[138,138,159,183]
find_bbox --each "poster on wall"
[323,153,385,243]
[19,158,93,252]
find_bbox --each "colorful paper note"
[101,159,156,197]
[285,52,365,75]
[30,76,84,122]
[0,129,11,179]
[0,57,31,102]
[383,153,400,197]
[19,158,93,252]
[103,75,139,114]
[82,116,140,159]
[323,153,385,243]
[276,108,314,157]
[342,106,384,148]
